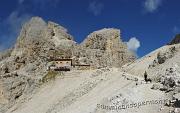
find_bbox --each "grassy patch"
[42,71,59,83]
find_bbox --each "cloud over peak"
[144,0,162,13]
[0,11,31,51]
[127,37,140,56]
[88,1,104,16]
[18,0,25,4]
[173,26,180,34]
[18,0,60,8]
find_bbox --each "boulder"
[151,83,164,90]
[158,66,180,92]
[157,46,176,64]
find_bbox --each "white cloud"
[173,26,180,34]
[0,45,6,52]
[144,0,162,13]
[88,1,104,16]
[127,37,140,54]
[18,0,60,8]
[0,11,31,51]
[18,0,25,4]
[6,11,31,34]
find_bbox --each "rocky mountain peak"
[12,17,75,54]
[73,28,135,68]
[0,17,136,111]
[8,17,76,70]
[90,28,120,38]
[168,34,180,45]
[81,28,121,50]
[48,21,67,33]
[28,16,47,26]
[46,21,74,46]
[20,16,47,39]
[15,17,73,47]
[1,17,135,71]
[14,17,47,49]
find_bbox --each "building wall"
[55,61,71,68]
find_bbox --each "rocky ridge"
[168,34,180,45]
[0,16,180,113]
[123,36,180,112]
[0,17,135,112]
[73,28,135,68]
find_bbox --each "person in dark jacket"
[144,71,151,83]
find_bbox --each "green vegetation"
[42,71,59,83]
[55,51,64,56]
[53,50,64,58]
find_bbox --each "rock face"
[168,34,180,45]
[12,17,75,63]
[10,17,135,70]
[0,17,135,112]
[73,28,135,68]
[161,66,180,89]
[3,16,180,113]
[0,17,77,112]
[150,46,176,66]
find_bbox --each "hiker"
[144,71,147,81]
[144,71,152,83]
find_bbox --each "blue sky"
[0,0,180,57]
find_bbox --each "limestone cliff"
[0,17,76,112]
[0,17,135,112]
[73,28,135,68]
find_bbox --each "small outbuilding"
[48,58,72,71]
